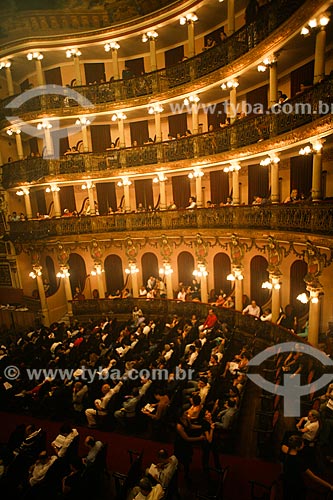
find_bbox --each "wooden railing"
[2,75,332,189]
[7,203,333,241]
[0,0,305,116]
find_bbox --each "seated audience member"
[146,449,178,489]
[222,296,234,308]
[214,399,238,431]
[199,308,218,333]
[185,394,202,422]
[129,477,164,500]
[51,424,79,458]
[72,381,88,416]
[62,458,84,497]
[168,201,177,210]
[185,196,197,209]
[141,390,170,421]
[284,188,299,203]
[28,450,57,486]
[202,36,216,51]
[114,387,141,426]
[85,381,123,427]
[296,410,320,444]
[242,300,260,318]
[82,436,103,466]
[222,350,251,377]
[260,308,272,322]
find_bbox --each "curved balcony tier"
[7,204,333,242]
[0,0,313,119]
[2,76,332,189]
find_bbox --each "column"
[154,112,162,143]
[131,269,139,297]
[232,170,240,205]
[200,274,208,303]
[229,87,237,124]
[62,267,73,317]
[188,20,195,58]
[192,101,199,134]
[269,61,278,108]
[314,28,326,84]
[111,48,120,80]
[95,265,106,299]
[227,0,235,35]
[123,183,131,212]
[311,140,324,202]
[118,118,126,148]
[165,272,173,300]
[52,188,61,218]
[23,189,33,220]
[73,55,82,86]
[82,124,89,152]
[270,160,280,204]
[234,268,243,312]
[195,175,203,208]
[15,131,24,160]
[159,179,167,210]
[5,65,14,96]
[149,38,157,71]
[35,59,45,86]
[270,275,281,323]
[87,185,96,215]
[44,127,54,157]
[34,267,50,327]
[307,287,321,347]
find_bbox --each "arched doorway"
[45,255,58,296]
[177,251,194,286]
[141,253,159,288]
[213,253,231,296]
[250,255,269,306]
[68,253,87,295]
[104,254,124,295]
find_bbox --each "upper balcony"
[0,0,310,121]
[2,76,332,189]
[7,203,333,242]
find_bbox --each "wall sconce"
[66,48,82,58]
[37,121,52,130]
[260,155,280,166]
[301,14,330,35]
[180,13,198,24]
[56,269,70,278]
[75,117,91,126]
[16,188,29,196]
[27,52,43,61]
[0,60,11,69]
[299,141,323,155]
[159,263,173,276]
[223,163,241,173]
[184,94,200,106]
[29,269,42,279]
[148,103,164,114]
[257,56,277,72]
[297,292,319,304]
[188,168,204,179]
[193,264,208,277]
[153,173,168,183]
[46,184,60,193]
[117,177,132,187]
[104,41,120,52]
[142,30,158,42]
[7,128,21,136]
[81,181,95,190]
[125,264,139,274]
[91,267,104,276]
[262,281,281,290]
[111,112,127,121]
[221,79,239,90]
[227,271,243,281]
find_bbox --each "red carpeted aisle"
[0,411,281,499]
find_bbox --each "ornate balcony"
[2,76,332,189]
[7,203,333,242]
[0,0,306,118]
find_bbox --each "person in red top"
[199,309,218,333]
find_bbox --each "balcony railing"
[7,204,333,241]
[2,75,332,189]
[1,0,305,116]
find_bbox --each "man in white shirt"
[242,300,260,318]
[296,410,320,443]
[130,477,164,500]
[29,451,57,486]
[85,381,123,427]
[260,308,272,322]
[185,196,197,209]
[51,424,79,458]
[147,449,178,489]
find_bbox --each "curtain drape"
[172,175,191,209]
[165,46,184,67]
[44,67,62,85]
[104,255,124,295]
[29,138,39,154]
[213,253,231,295]
[125,58,145,76]
[250,256,269,306]
[177,252,195,286]
[246,85,268,114]
[35,189,47,216]
[84,63,106,84]
[130,120,149,145]
[248,164,269,203]
[210,170,229,204]
[68,253,87,294]
[290,155,313,199]
[90,124,111,152]
[134,179,153,209]
[96,182,117,215]
[168,113,188,137]
[290,60,314,98]
[59,185,76,213]
[207,101,227,130]
[141,253,159,286]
